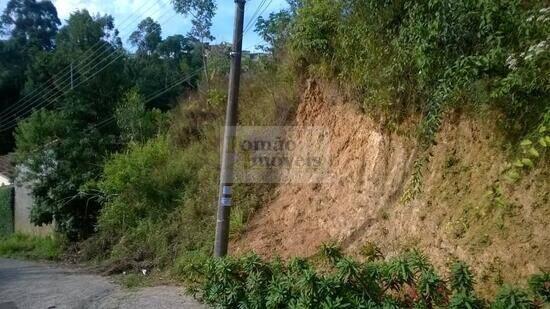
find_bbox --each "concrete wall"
[14,182,52,235]
[0,174,10,186]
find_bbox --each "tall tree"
[0,0,60,154]
[15,10,128,240]
[0,0,60,50]
[129,17,162,56]
[171,0,216,85]
[255,10,292,56]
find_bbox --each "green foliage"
[170,0,216,42]
[449,291,484,309]
[450,261,475,293]
[190,248,544,308]
[81,55,298,271]
[256,9,293,55]
[0,186,13,236]
[528,272,550,303]
[449,261,485,308]
[286,0,550,201]
[504,114,549,183]
[0,0,61,50]
[115,89,165,143]
[97,137,193,234]
[129,17,162,56]
[291,0,340,65]
[8,1,204,239]
[0,0,61,151]
[0,233,63,260]
[492,285,533,309]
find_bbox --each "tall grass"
[0,233,63,260]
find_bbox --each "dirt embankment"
[233,80,549,295]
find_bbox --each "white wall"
[14,181,53,235]
[0,173,10,186]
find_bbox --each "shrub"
[492,285,533,309]
[189,248,547,308]
[528,272,550,303]
[98,137,193,234]
[450,261,475,293]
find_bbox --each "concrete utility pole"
[214,0,246,257]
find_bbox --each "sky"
[0,0,289,51]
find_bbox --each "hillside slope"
[233,80,549,296]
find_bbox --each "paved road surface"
[0,259,206,309]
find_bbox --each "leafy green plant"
[528,272,550,303]
[504,116,550,183]
[450,261,475,293]
[492,285,533,309]
[449,291,484,309]
[190,247,544,308]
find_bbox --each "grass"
[0,233,63,260]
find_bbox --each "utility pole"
[214,0,246,258]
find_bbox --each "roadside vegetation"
[187,245,550,308]
[0,233,63,260]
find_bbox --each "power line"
[1,0,277,132]
[244,0,271,33]
[0,0,164,120]
[0,0,170,126]
[15,67,204,153]
[0,5,179,130]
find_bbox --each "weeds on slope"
[186,245,549,308]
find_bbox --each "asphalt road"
[0,259,206,309]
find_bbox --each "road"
[0,259,206,309]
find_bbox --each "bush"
[290,0,549,137]
[189,248,547,308]
[528,272,550,303]
[492,285,533,309]
[0,233,63,260]
[98,137,195,234]
[0,186,13,236]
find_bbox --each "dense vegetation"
[79,60,296,270]
[0,0,211,240]
[285,0,550,199]
[188,245,549,308]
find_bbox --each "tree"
[171,0,216,86]
[0,0,60,50]
[170,0,216,42]
[115,89,164,144]
[255,10,292,56]
[0,0,61,154]
[157,34,192,61]
[14,10,128,240]
[129,17,162,56]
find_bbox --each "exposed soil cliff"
[233,80,549,296]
